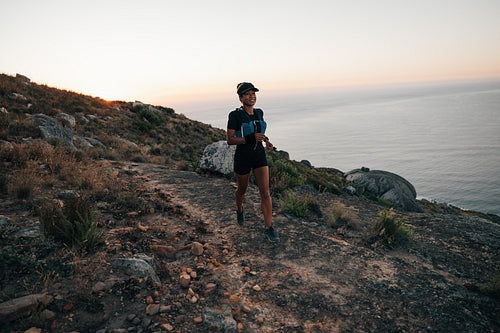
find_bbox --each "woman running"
[226,82,279,242]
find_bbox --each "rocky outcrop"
[28,114,75,148]
[346,168,423,212]
[199,140,235,176]
[28,113,105,149]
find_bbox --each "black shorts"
[234,148,268,175]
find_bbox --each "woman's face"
[239,90,257,107]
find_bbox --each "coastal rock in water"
[199,141,236,176]
[346,168,423,212]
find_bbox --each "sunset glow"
[1,0,499,109]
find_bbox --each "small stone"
[161,323,174,331]
[160,305,172,313]
[256,317,264,325]
[179,274,191,288]
[146,303,160,316]
[24,328,41,333]
[190,271,197,279]
[193,316,203,324]
[238,323,244,330]
[191,242,204,256]
[229,294,239,304]
[243,267,251,273]
[252,285,261,291]
[190,296,198,303]
[40,309,55,321]
[250,271,257,276]
[92,281,106,292]
[146,296,154,304]
[188,288,196,296]
[242,305,251,313]
[204,283,217,296]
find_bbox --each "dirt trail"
[130,163,500,333]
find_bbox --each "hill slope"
[0,74,498,332]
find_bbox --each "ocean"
[179,78,500,216]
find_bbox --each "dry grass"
[328,202,361,231]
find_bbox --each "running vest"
[234,107,267,138]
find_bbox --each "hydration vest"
[234,107,267,138]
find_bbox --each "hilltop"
[0,74,498,332]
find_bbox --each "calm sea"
[179,78,500,216]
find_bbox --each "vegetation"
[39,196,105,249]
[267,151,344,195]
[328,202,361,230]
[278,190,321,218]
[372,209,414,246]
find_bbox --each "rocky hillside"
[0,74,498,332]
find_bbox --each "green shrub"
[268,157,306,193]
[279,190,315,218]
[372,209,413,245]
[39,196,105,249]
[132,120,153,133]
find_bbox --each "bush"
[328,203,361,230]
[279,190,316,218]
[372,209,413,246]
[39,196,105,249]
[268,157,306,193]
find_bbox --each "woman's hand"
[265,140,274,152]
[255,133,267,142]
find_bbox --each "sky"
[1,0,500,110]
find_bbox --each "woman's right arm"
[227,129,246,145]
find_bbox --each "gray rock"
[199,141,236,176]
[28,114,74,148]
[0,215,9,227]
[9,93,27,102]
[57,190,78,199]
[0,107,7,114]
[346,169,423,212]
[301,160,312,168]
[72,136,94,148]
[112,258,160,284]
[202,305,237,333]
[16,73,30,82]
[15,223,42,238]
[0,294,53,321]
[345,186,356,195]
[58,113,76,127]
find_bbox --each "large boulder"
[28,113,75,148]
[346,168,423,212]
[199,141,235,176]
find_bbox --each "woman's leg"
[252,166,272,228]
[235,172,250,212]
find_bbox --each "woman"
[226,82,279,242]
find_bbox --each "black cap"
[237,82,259,96]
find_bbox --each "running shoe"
[264,226,279,242]
[237,209,244,225]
